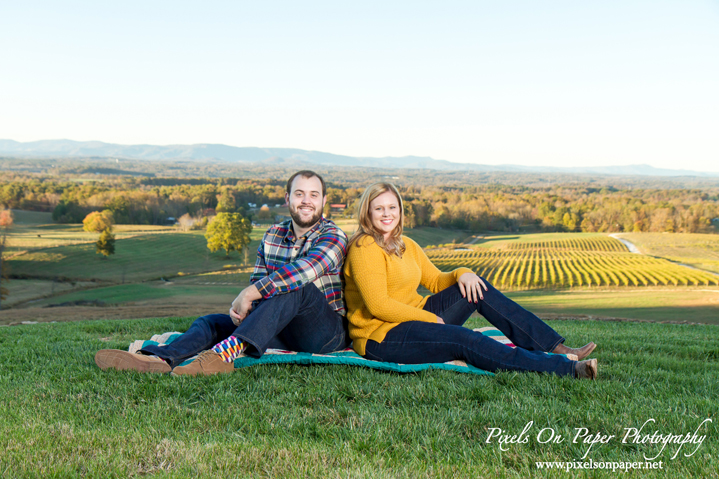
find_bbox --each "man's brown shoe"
[95,349,171,373]
[170,350,235,376]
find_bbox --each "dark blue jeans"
[363,280,576,377]
[141,283,350,368]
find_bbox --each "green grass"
[2,217,177,257]
[0,318,717,477]
[506,287,719,325]
[9,209,54,224]
[1,279,97,307]
[5,231,264,282]
[25,282,242,307]
[403,227,471,248]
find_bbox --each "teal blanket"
[130,327,524,376]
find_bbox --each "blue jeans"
[363,280,576,377]
[141,283,350,368]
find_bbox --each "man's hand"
[229,284,263,326]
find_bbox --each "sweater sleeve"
[347,241,438,324]
[408,238,473,293]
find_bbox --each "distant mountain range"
[1,139,717,178]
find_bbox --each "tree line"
[1,175,718,234]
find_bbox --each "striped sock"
[211,336,246,363]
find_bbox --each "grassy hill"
[1,317,716,477]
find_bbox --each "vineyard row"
[427,249,719,289]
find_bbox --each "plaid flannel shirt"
[251,217,347,315]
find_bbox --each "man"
[95,170,350,375]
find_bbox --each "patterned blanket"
[129,327,520,376]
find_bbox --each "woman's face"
[369,190,401,240]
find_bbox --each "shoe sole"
[587,358,598,380]
[577,358,598,380]
[95,350,171,373]
[170,364,235,377]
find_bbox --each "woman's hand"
[436,316,445,324]
[457,273,488,303]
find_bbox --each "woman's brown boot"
[553,342,596,360]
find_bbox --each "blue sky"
[2,1,718,171]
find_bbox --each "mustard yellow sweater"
[343,235,473,355]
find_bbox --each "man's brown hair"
[286,170,326,197]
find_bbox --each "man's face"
[286,175,327,229]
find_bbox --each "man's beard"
[289,204,322,228]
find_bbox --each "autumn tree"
[96,228,116,258]
[83,210,114,233]
[205,212,252,258]
[256,205,272,220]
[216,189,237,213]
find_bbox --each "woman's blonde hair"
[348,182,406,257]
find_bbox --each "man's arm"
[229,231,268,325]
[253,228,347,299]
[229,283,262,325]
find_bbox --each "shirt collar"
[283,217,325,243]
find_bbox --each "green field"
[1,317,716,477]
[3,211,178,256]
[4,229,264,282]
[618,233,719,275]
[401,226,471,247]
[1,279,98,308]
[505,288,719,325]
[4,221,719,326]
[22,282,242,308]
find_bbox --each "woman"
[343,183,598,379]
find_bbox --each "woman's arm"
[408,238,473,293]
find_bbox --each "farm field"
[3,210,178,257]
[4,232,262,282]
[1,279,97,308]
[428,235,719,289]
[505,287,719,325]
[3,219,719,326]
[1,317,717,477]
[21,282,242,309]
[466,232,611,249]
[5,282,719,327]
[618,232,719,275]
